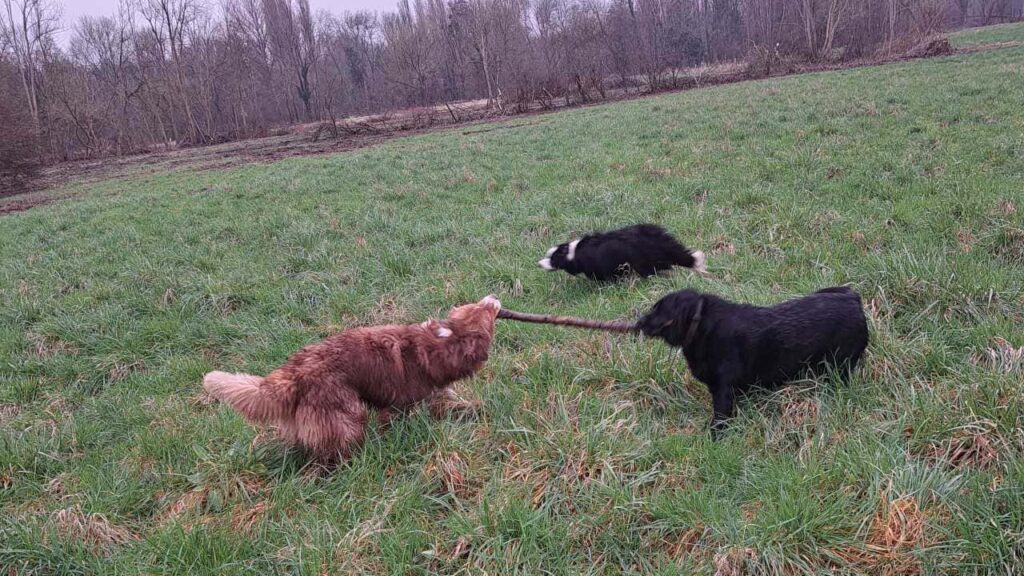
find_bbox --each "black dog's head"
[638,290,704,346]
[537,239,580,273]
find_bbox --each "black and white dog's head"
[537,239,581,273]
[637,290,704,346]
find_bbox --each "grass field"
[3,24,1024,575]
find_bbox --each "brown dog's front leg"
[377,407,397,429]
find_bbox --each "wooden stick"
[497,308,638,333]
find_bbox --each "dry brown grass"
[973,337,1024,373]
[712,547,754,576]
[956,228,977,252]
[368,293,410,325]
[780,397,819,432]
[46,474,69,500]
[422,533,474,570]
[157,489,210,527]
[811,210,841,234]
[327,499,395,573]
[500,441,552,508]
[230,500,268,534]
[834,492,929,575]
[26,332,76,359]
[189,390,218,407]
[870,495,925,552]
[868,355,903,383]
[0,403,20,425]
[865,296,887,323]
[157,470,267,530]
[446,166,478,188]
[424,450,471,498]
[107,360,146,383]
[49,505,137,553]
[926,422,1002,471]
[664,527,706,562]
[642,159,673,178]
[559,447,603,487]
[710,236,736,255]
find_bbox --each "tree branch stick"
[497,308,638,333]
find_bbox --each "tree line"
[1,0,1022,180]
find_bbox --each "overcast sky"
[59,0,398,40]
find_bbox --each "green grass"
[951,21,1024,47]
[3,25,1024,575]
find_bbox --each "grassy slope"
[951,22,1024,47]
[2,25,1024,575]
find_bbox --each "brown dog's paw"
[428,388,481,419]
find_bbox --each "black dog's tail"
[636,224,707,273]
[667,244,705,274]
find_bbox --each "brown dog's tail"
[203,371,290,423]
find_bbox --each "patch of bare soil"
[2,35,1012,215]
[0,191,61,213]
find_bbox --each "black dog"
[638,286,869,435]
[538,224,705,281]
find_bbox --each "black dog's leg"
[709,383,736,438]
[836,361,855,384]
[707,362,745,438]
[835,349,865,384]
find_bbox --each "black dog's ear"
[652,306,676,330]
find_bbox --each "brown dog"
[203,295,501,462]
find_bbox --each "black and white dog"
[638,286,869,435]
[538,224,706,281]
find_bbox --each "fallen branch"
[445,102,459,123]
[497,308,638,333]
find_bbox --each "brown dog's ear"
[421,319,454,338]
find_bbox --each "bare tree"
[263,0,319,121]
[0,0,59,128]
[135,0,207,143]
[71,3,144,153]
[449,0,512,107]
[0,0,973,170]
[1,56,42,185]
[382,0,439,106]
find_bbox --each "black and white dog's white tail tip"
[691,250,707,274]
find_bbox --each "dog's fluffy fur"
[638,286,868,434]
[203,295,501,461]
[538,224,706,281]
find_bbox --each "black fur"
[538,224,705,281]
[637,286,869,435]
